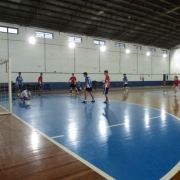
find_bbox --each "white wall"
[0,22,170,83]
[170,48,180,74]
[169,48,180,81]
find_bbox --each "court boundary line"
[147,92,177,95]
[108,123,125,128]
[51,135,64,139]
[0,105,11,115]
[160,161,180,180]
[95,97,180,122]
[11,113,115,180]
[149,116,161,119]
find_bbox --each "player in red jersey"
[38,73,43,96]
[67,73,77,95]
[173,76,180,97]
[103,70,110,104]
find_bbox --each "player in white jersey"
[20,88,31,103]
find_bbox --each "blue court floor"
[6,94,180,179]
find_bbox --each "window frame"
[148,47,156,53]
[115,43,125,48]
[36,31,54,39]
[161,49,168,54]
[0,26,18,34]
[93,39,105,46]
[67,35,82,43]
[133,45,142,51]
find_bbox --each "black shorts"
[103,87,109,95]
[124,84,128,87]
[18,85,22,90]
[70,84,76,88]
[86,88,92,92]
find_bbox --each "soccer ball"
[25,101,31,106]
[163,92,167,95]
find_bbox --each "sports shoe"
[91,100,95,103]
[104,101,109,104]
[82,101,87,103]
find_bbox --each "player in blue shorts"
[16,72,23,97]
[82,72,95,103]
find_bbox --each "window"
[115,43,125,48]
[94,39,105,45]
[67,36,82,43]
[133,45,141,50]
[149,47,156,53]
[0,26,18,34]
[0,27,7,33]
[8,28,18,34]
[36,31,53,39]
[161,49,168,54]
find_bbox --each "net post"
[8,58,12,113]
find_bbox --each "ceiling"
[0,0,180,49]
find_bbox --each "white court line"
[0,105,11,115]
[108,117,161,128]
[95,97,180,122]
[11,113,115,180]
[147,92,176,95]
[149,116,161,119]
[160,161,180,180]
[108,123,125,128]
[51,135,64,139]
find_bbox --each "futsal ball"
[163,92,167,95]
[25,101,31,106]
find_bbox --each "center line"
[51,135,64,139]
[108,123,125,128]
[149,116,161,119]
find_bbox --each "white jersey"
[20,90,31,98]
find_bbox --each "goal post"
[0,58,12,115]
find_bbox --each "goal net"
[0,58,12,115]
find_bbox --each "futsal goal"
[0,58,12,115]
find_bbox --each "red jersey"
[38,76,43,84]
[174,80,180,86]
[105,75,110,88]
[70,76,76,85]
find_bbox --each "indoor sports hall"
[1,1,180,180]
